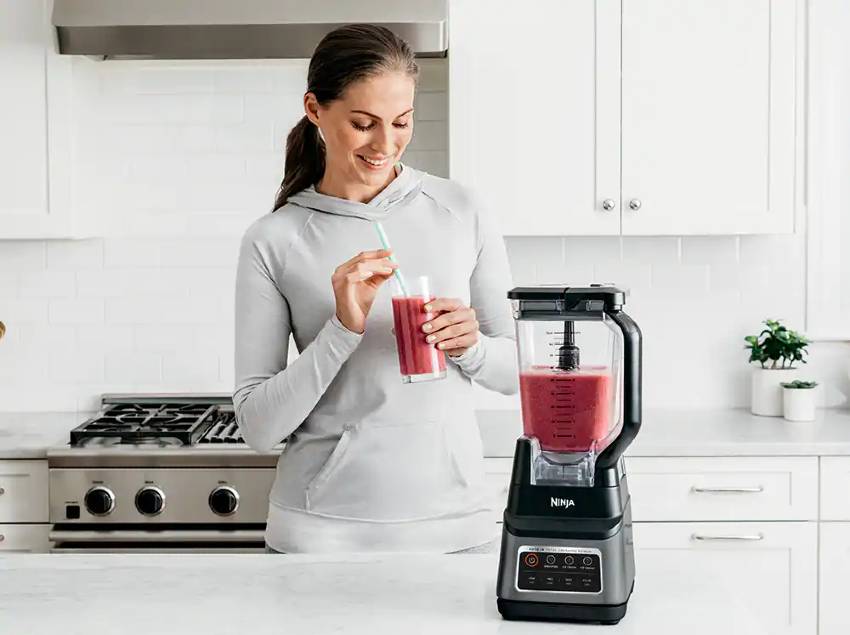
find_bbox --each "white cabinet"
[449,0,621,236]
[627,456,818,521]
[621,0,799,235]
[449,0,802,236]
[0,524,51,553]
[635,522,817,634]
[0,0,75,239]
[819,523,850,634]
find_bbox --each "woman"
[233,24,518,554]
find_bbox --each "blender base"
[497,586,631,624]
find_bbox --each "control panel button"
[582,556,593,566]
[522,553,539,567]
[84,486,115,516]
[209,486,240,516]
[135,486,165,516]
[545,555,556,565]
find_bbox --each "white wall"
[0,56,847,412]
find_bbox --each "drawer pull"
[0,487,5,495]
[691,533,764,542]
[690,486,764,494]
[0,534,4,542]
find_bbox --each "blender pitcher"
[512,285,625,487]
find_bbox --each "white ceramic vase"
[750,367,802,416]
[782,387,817,421]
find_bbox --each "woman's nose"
[370,125,396,155]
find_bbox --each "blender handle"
[596,310,642,469]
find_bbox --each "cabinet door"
[449,0,620,235]
[0,460,49,523]
[0,524,51,553]
[0,0,72,238]
[634,522,817,634]
[621,0,799,235]
[820,523,850,634]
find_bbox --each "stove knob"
[209,486,239,516]
[135,486,166,516]
[84,486,115,516]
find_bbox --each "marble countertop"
[0,553,772,635]
[478,407,850,457]
[2,407,850,460]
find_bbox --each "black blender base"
[497,598,629,625]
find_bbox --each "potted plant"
[781,380,819,422]
[744,319,810,416]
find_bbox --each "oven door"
[49,527,267,553]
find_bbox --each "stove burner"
[71,403,219,446]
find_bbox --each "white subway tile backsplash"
[681,236,738,266]
[650,264,710,294]
[0,298,49,324]
[49,351,104,383]
[103,239,163,268]
[77,325,134,353]
[0,242,46,270]
[622,237,680,265]
[46,240,104,270]
[162,352,220,383]
[49,300,105,325]
[105,352,162,383]
[19,272,76,298]
[563,237,622,267]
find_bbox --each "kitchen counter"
[0,553,770,635]
[2,407,850,459]
[0,412,89,459]
[478,407,850,457]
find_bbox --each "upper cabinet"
[0,0,75,239]
[449,0,804,236]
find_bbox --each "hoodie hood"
[286,163,425,222]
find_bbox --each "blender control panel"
[516,546,602,593]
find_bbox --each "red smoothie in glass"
[392,295,446,379]
[519,365,612,452]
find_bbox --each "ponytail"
[273,116,325,210]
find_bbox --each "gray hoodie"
[233,164,518,553]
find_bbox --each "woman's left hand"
[421,298,480,358]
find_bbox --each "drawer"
[0,460,49,523]
[634,521,817,635]
[820,457,850,520]
[0,523,51,553]
[626,456,818,521]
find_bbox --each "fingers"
[337,249,394,271]
[424,317,478,346]
[422,297,463,314]
[343,259,397,283]
[422,305,477,337]
[434,331,479,352]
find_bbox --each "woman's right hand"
[332,249,398,334]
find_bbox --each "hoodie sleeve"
[232,228,363,452]
[447,192,519,396]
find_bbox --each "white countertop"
[0,553,771,635]
[2,407,850,460]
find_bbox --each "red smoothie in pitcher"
[519,365,612,452]
[392,295,446,380]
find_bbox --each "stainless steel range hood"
[52,0,447,60]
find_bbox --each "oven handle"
[49,528,265,543]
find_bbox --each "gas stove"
[47,394,283,553]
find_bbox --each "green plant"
[744,319,810,369]
[781,380,819,389]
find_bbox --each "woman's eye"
[352,122,374,131]
[394,122,410,129]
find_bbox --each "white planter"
[750,367,802,416]
[782,388,817,421]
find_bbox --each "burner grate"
[70,403,216,446]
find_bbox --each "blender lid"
[508,284,626,312]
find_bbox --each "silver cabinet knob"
[0,534,5,542]
[0,487,5,496]
[629,199,642,211]
[601,199,616,211]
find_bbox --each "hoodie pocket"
[305,419,482,522]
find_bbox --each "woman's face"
[305,72,415,186]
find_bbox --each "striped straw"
[373,221,410,296]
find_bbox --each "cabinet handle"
[690,486,764,494]
[602,198,616,211]
[691,533,764,542]
[628,199,642,211]
[0,487,5,495]
[0,534,4,542]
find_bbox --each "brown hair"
[273,24,419,210]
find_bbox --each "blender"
[496,284,642,624]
